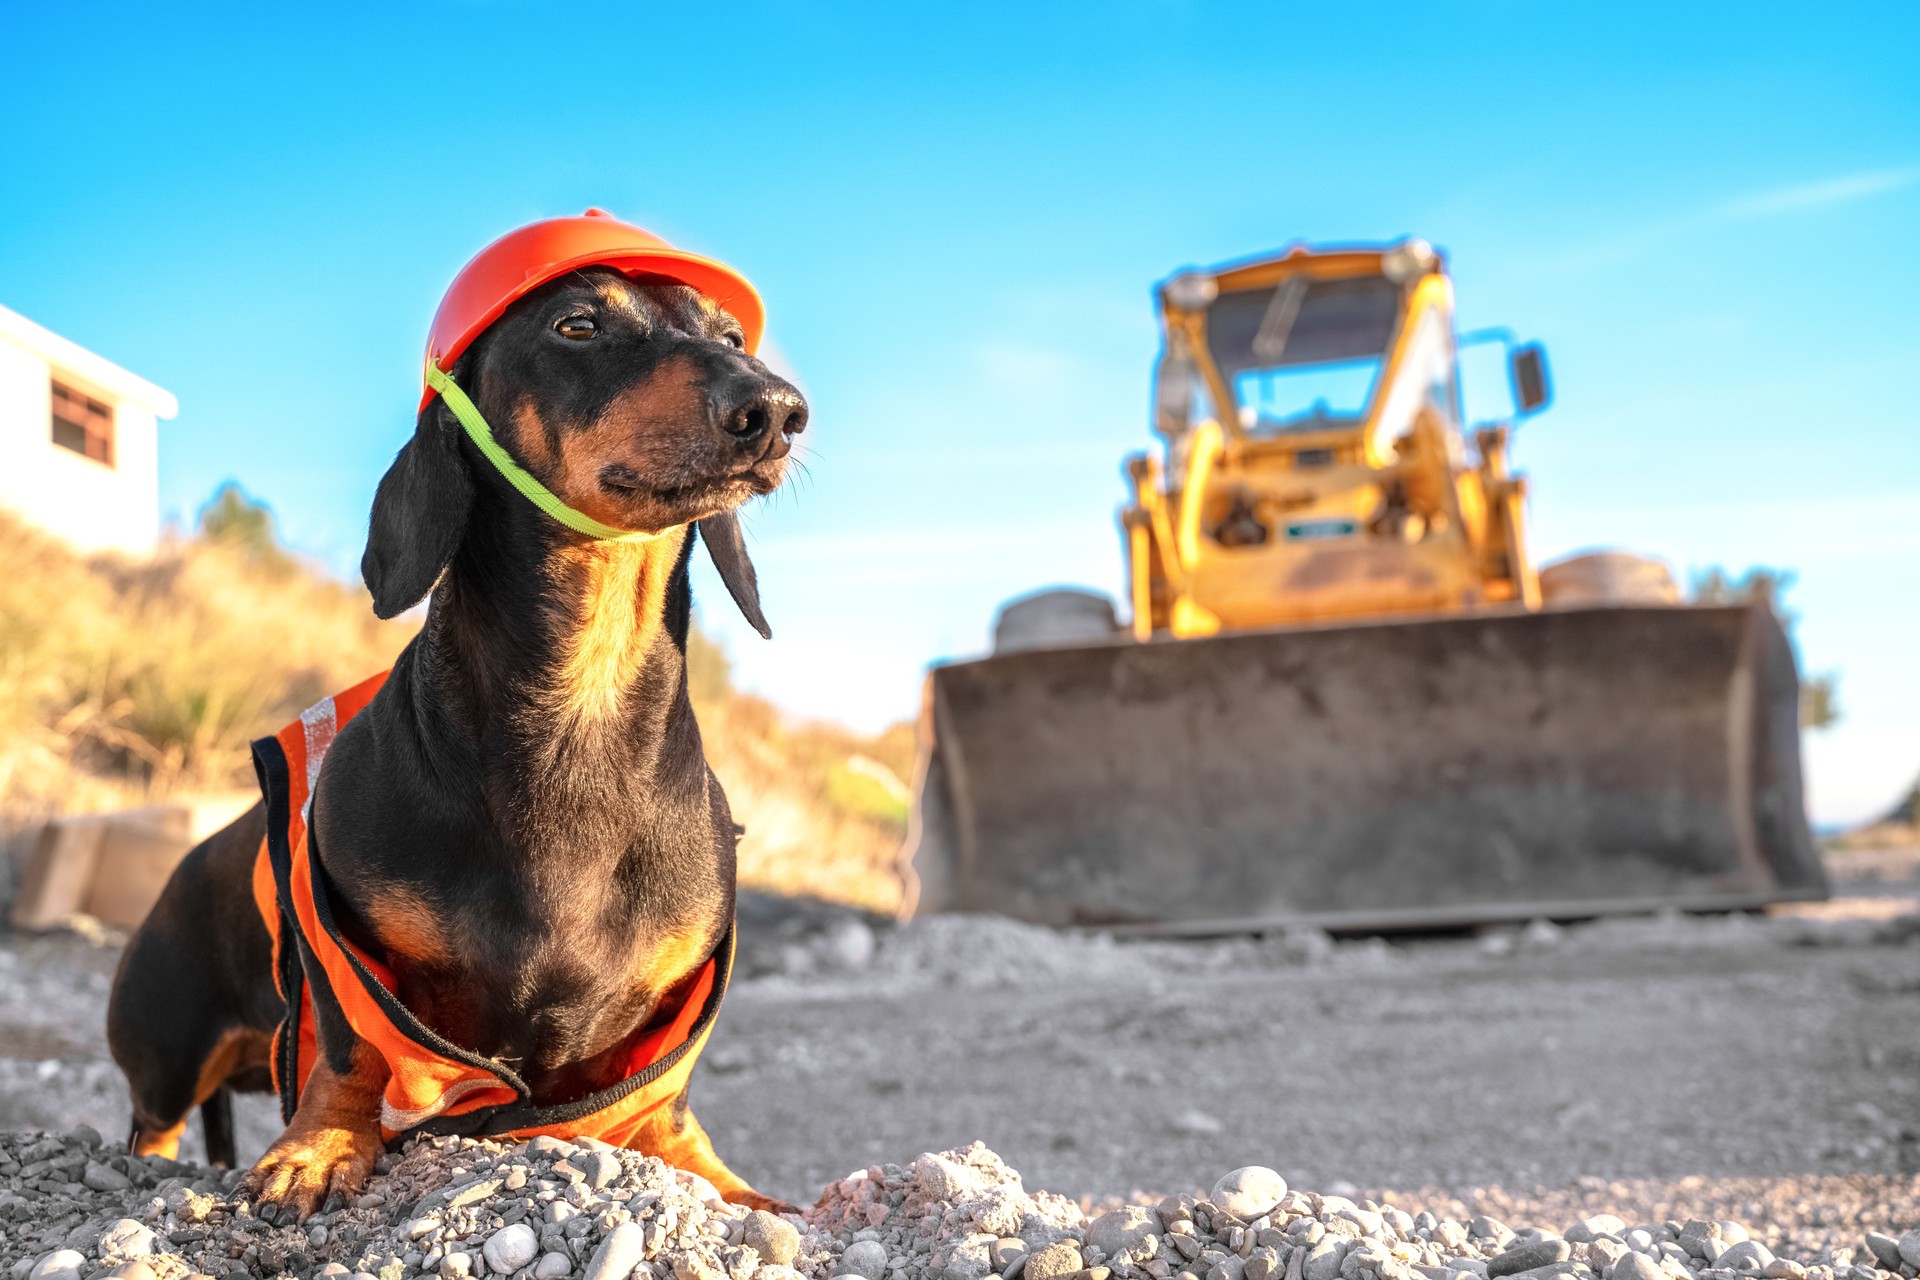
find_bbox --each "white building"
[0,303,177,556]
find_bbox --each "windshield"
[1205,275,1401,434]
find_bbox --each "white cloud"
[1719,167,1920,220]
[1529,165,1920,277]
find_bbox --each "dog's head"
[362,268,806,629]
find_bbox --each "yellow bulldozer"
[908,239,1826,932]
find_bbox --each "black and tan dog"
[106,248,805,1220]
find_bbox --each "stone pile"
[3,1129,1916,1280]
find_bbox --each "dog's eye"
[555,316,598,341]
[722,331,745,350]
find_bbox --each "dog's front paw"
[239,1123,381,1224]
[734,1188,801,1215]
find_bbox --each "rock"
[535,1253,574,1280]
[1680,1224,1724,1261]
[1210,1259,1246,1280]
[1474,1221,1516,1251]
[914,1154,990,1204]
[1569,1220,1627,1246]
[841,1241,893,1280]
[745,1210,802,1266]
[105,1266,156,1280]
[581,1151,623,1191]
[1089,1208,1162,1259]
[1589,1241,1628,1271]
[64,1124,103,1148]
[439,1251,472,1278]
[995,1241,1032,1272]
[1336,1210,1383,1238]
[1027,1243,1087,1280]
[1899,1233,1920,1268]
[485,1223,541,1274]
[83,1162,132,1193]
[1612,1256,1662,1280]
[1489,1242,1572,1279]
[1762,1263,1805,1280]
[1211,1170,1289,1223]
[98,1220,157,1257]
[1305,1242,1347,1280]
[27,1258,84,1280]
[1247,1251,1283,1280]
[1862,1235,1902,1270]
[1717,1244,1775,1272]
[587,1222,649,1280]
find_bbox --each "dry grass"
[0,507,411,827]
[0,504,913,914]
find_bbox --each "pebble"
[1680,1224,1724,1261]
[1860,1235,1902,1269]
[1488,1241,1572,1279]
[840,1240,892,1279]
[1715,1243,1774,1273]
[994,1240,1032,1270]
[581,1150,624,1190]
[1026,1243,1086,1280]
[746,1209,804,1266]
[1900,1232,1920,1268]
[1569,1218,1627,1245]
[1212,1169,1290,1223]
[28,1253,85,1280]
[98,1218,157,1257]
[484,1222,540,1273]
[587,1221,650,1280]
[535,1253,575,1279]
[1088,1207,1161,1257]
[82,1161,132,1193]
[1305,1240,1347,1280]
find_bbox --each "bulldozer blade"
[906,603,1826,934]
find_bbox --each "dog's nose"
[718,380,808,445]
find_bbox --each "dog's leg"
[123,1026,270,1160]
[631,1088,797,1215]
[200,1086,238,1169]
[240,1038,389,1223]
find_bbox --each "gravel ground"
[2,862,1917,1278]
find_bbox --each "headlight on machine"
[1382,238,1436,283]
[1163,271,1219,311]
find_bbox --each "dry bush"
[0,502,914,913]
[0,506,413,829]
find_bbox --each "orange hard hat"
[421,209,765,411]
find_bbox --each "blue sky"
[3,1,1915,825]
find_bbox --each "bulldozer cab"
[1129,240,1548,637]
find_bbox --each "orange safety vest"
[249,672,731,1145]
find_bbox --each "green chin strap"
[424,362,678,543]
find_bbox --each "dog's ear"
[361,398,475,619]
[697,510,771,640]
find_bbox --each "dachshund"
[107,264,805,1220]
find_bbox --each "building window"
[51,380,114,466]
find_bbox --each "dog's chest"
[382,891,721,1097]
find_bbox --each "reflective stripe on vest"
[249,673,731,1146]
